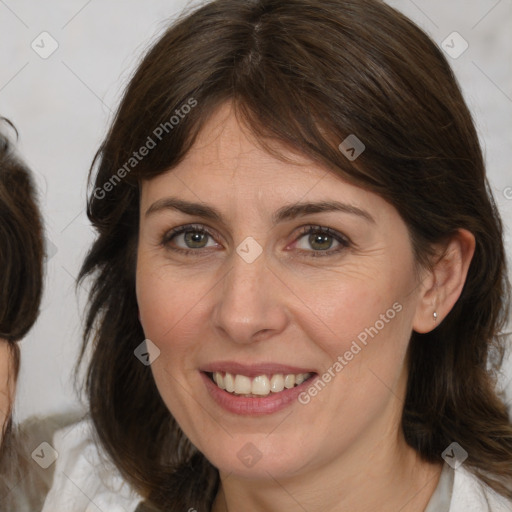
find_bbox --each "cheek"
[290,261,415,419]
[136,264,205,429]
[135,257,215,401]
[289,263,410,359]
[136,254,209,341]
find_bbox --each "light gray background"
[0,0,511,423]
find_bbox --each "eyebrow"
[145,197,375,225]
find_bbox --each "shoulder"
[0,411,81,510]
[41,417,143,512]
[449,464,512,512]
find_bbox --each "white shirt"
[41,420,142,512]
[42,420,512,512]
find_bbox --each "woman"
[0,121,47,510]
[43,0,512,510]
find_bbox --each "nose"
[212,247,289,345]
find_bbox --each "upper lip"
[200,361,316,378]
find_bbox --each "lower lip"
[201,372,316,416]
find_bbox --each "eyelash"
[160,223,351,258]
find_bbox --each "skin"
[136,101,475,512]
[0,339,13,441]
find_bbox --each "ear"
[412,229,475,333]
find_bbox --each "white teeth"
[224,373,235,393]
[234,374,252,394]
[284,374,295,389]
[212,371,311,397]
[252,375,270,395]
[213,372,225,389]
[270,374,285,392]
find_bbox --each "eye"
[293,225,350,257]
[161,224,218,254]
[160,223,350,258]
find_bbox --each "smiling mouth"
[207,371,315,398]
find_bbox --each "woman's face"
[136,102,430,479]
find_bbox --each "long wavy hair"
[78,0,512,509]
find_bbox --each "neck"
[213,441,442,512]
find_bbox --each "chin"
[202,436,313,480]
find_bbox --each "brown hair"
[0,120,45,503]
[0,121,44,344]
[79,0,512,509]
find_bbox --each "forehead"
[179,102,325,182]
[141,101,372,205]
[138,100,403,235]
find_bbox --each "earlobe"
[412,229,475,334]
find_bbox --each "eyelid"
[296,225,351,244]
[160,223,220,251]
[160,223,351,257]
[161,223,214,243]
[291,225,351,256]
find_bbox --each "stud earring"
[433,311,438,322]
